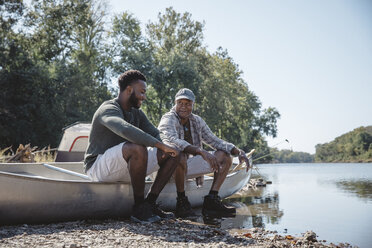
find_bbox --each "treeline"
[265,149,314,163]
[260,126,372,164]
[0,0,279,157]
[315,126,372,163]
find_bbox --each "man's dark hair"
[118,70,147,92]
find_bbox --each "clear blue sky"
[109,0,372,153]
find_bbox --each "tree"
[111,8,280,154]
[111,7,205,123]
[1,3,281,156]
[0,0,112,148]
[27,0,112,124]
[198,48,280,151]
[268,149,314,163]
[315,126,372,162]
[0,0,56,147]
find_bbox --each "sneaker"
[175,196,195,218]
[152,203,175,219]
[130,201,161,223]
[202,194,236,217]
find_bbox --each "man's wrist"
[155,142,167,151]
[195,147,202,155]
[231,147,240,156]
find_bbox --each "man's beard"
[129,91,141,109]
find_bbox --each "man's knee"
[122,143,148,162]
[215,150,232,167]
[172,152,187,167]
[164,151,187,171]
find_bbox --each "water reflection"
[335,179,372,201]
[197,187,284,229]
[194,164,372,248]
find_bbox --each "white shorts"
[186,155,213,179]
[87,142,159,183]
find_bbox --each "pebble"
[0,219,354,248]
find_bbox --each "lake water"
[196,163,372,248]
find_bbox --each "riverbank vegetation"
[260,126,372,164]
[1,0,279,158]
[267,149,314,163]
[315,126,372,163]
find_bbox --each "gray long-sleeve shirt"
[84,98,161,172]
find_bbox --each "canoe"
[0,159,251,225]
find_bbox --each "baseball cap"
[175,88,195,102]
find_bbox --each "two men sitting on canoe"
[84,70,184,223]
[84,69,250,223]
[158,88,250,217]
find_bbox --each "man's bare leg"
[149,150,186,195]
[122,143,161,223]
[122,143,148,203]
[210,150,232,191]
[173,154,196,217]
[174,156,187,193]
[203,150,235,216]
[144,150,186,219]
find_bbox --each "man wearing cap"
[158,88,251,217]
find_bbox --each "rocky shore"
[0,176,356,247]
[0,218,353,248]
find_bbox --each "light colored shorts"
[87,142,159,183]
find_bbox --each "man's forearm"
[185,145,241,157]
[155,141,171,151]
[184,145,202,156]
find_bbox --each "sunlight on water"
[196,163,372,248]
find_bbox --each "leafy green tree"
[269,149,314,163]
[111,8,280,154]
[0,0,57,147]
[1,2,280,156]
[198,48,280,152]
[0,0,112,148]
[110,11,158,119]
[315,126,372,162]
[111,12,152,73]
[27,0,112,124]
[146,8,204,117]
[111,7,205,122]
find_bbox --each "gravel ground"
[0,218,354,248]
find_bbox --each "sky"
[108,0,372,154]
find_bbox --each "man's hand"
[200,150,219,172]
[231,147,251,171]
[238,150,251,171]
[155,142,179,157]
[184,145,219,172]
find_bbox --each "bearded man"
[84,70,183,223]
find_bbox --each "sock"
[145,192,159,204]
[177,191,186,198]
[209,190,218,196]
[134,195,144,206]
